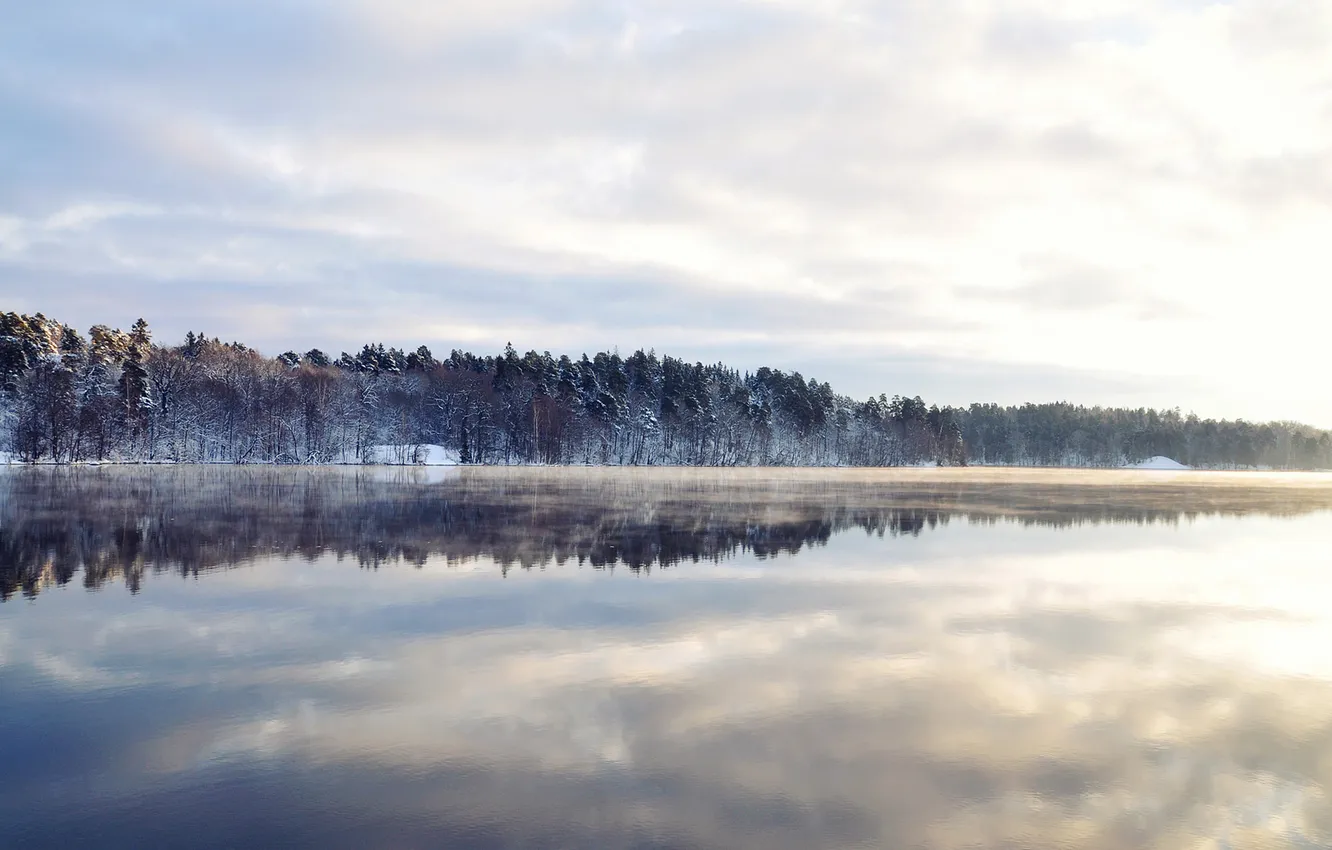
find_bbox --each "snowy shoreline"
[3,444,1322,471]
[1,457,1320,472]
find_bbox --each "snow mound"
[1124,456,1191,470]
[365,445,460,466]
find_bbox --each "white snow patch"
[0,451,15,465]
[1124,456,1191,470]
[365,445,460,466]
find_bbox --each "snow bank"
[365,445,460,466]
[1124,456,1191,470]
[417,445,460,466]
[0,451,14,465]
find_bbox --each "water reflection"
[3,469,1332,849]
[6,466,1332,600]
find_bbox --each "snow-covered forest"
[3,311,1329,468]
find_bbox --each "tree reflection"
[5,467,1332,600]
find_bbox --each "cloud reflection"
[3,472,1332,847]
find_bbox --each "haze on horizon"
[2,1,1329,426]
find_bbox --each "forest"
[3,310,1330,469]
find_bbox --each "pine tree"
[459,422,472,464]
[130,318,151,350]
[118,345,151,420]
[303,348,331,368]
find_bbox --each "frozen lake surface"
[4,467,1332,849]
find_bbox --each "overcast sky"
[2,0,1330,424]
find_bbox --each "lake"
[4,467,1332,849]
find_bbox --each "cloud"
[959,256,1195,321]
[3,0,1332,423]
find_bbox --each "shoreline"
[2,459,1328,473]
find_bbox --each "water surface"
[3,467,1332,849]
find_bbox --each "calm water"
[4,467,1332,849]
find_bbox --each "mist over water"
[3,468,1332,848]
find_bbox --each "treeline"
[3,311,1329,468]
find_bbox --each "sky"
[1,0,1330,425]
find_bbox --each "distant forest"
[3,311,1329,469]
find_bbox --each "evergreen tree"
[118,344,151,420]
